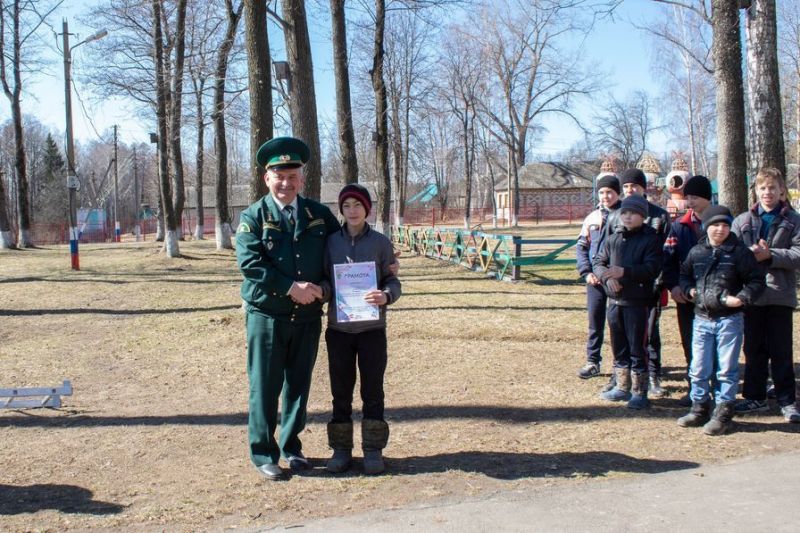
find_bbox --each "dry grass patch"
[1,231,798,531]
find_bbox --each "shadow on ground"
[0,484,125,515]
[292,451,699,481]
[9,403,796,429]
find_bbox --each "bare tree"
[370,0,390,231]
[331,0,358,185]
[652,0,749,213]
[712,0,748,213]
[0,166,11,247]
[0,0,56,247]
[244,0,272,202]
[593,91,658,169]
[778,0,800,187]
[169,0,188,238]
[648,3,715,176]
[744,0,785,180]
[152,0,179,256]
[211,0,243,250]
[439,24,481,228]
[279,0,322,200]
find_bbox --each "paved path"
[269,451,798,532]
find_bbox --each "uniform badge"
[279,154,291,162]
[267,242,274,251]
[237,222,251,233]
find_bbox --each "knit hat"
[338,183,372,216]
[596,175,620,194]
[620,194,649,218]
[619,168,647,188]
[683,175,712,201]
[701,204,733,229]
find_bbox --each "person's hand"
[687,288,697,301]
[607,279,622,293]
[601,266,624,281]
[724,295,744,308]
[364,289,387,306]
[289,282,322,305]
[670,286,688,304]
[586,273,600,286]
[751,239,771,262]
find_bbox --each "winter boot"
[361,419,389,475]
[703,402,735,436]
[600,367,631,402]
[601,372,617,393]
[326,422,353,473]
[627,371,650,409]
[648,373,664,398]
[677,400,712,427]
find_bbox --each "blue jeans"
[689,313,744,404]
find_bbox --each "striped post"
[69,226,80,270]
[115,221,121,242]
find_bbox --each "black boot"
[703,402,735,436]
[677,400,712,427]
[361,419,389,475]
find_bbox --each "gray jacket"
[731,202,800,308]
[321,224,401,333]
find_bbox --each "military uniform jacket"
[236,194,341,322]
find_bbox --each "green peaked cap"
[256,136,311,169]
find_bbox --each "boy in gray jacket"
[320,184,401,474]
[731,168,800,422]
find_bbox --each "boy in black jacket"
[593,195,662,409]
[677,205,765,436]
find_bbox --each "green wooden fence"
[392,225,577,281]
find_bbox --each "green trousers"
[246,311,321,466]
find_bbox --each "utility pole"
[62,20,80,269]
[133,146,140,241]
[61,20,108,268]
[113,124,120,242]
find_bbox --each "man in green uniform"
[236,137,341,480]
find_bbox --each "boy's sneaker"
[577,362,601,379]
[734,398,769,414]
[780,404,800,423]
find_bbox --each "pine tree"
[34,134,68,223]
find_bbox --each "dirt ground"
[1,228,799,532]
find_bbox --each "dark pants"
[676,302,695,378]
[585,283,607,365]
[608,303,650,374]
[646,300,662,375]
[743,305,796,407]
[326,328,388,422]
[246,312,321,467]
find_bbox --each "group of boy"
[576,166,800,435]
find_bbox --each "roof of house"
[494,162,595,191]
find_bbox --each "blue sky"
[2,0,669,155]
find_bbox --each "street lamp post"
[62,20,108,270]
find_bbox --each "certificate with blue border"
[333,261,379,323]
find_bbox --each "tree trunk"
[152,0,179,257]
[170,0,188,239]
[711,0,748,214]
[244,0,272,202]
[0,171,14,248]
[281,0,322,200]
[331,0,359,185]
[744,0,786,182]
[11,96,31,246]
[212,0,242,250]
[371,0,390,233]
[194,91,205,240]
[390,88,402,225]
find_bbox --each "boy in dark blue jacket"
[677,205,765,435]
[593,194,662,409]
[662,175,713,405]
[575,174,621,379]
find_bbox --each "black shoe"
[257,463,285,481]
[287,453,312,471]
